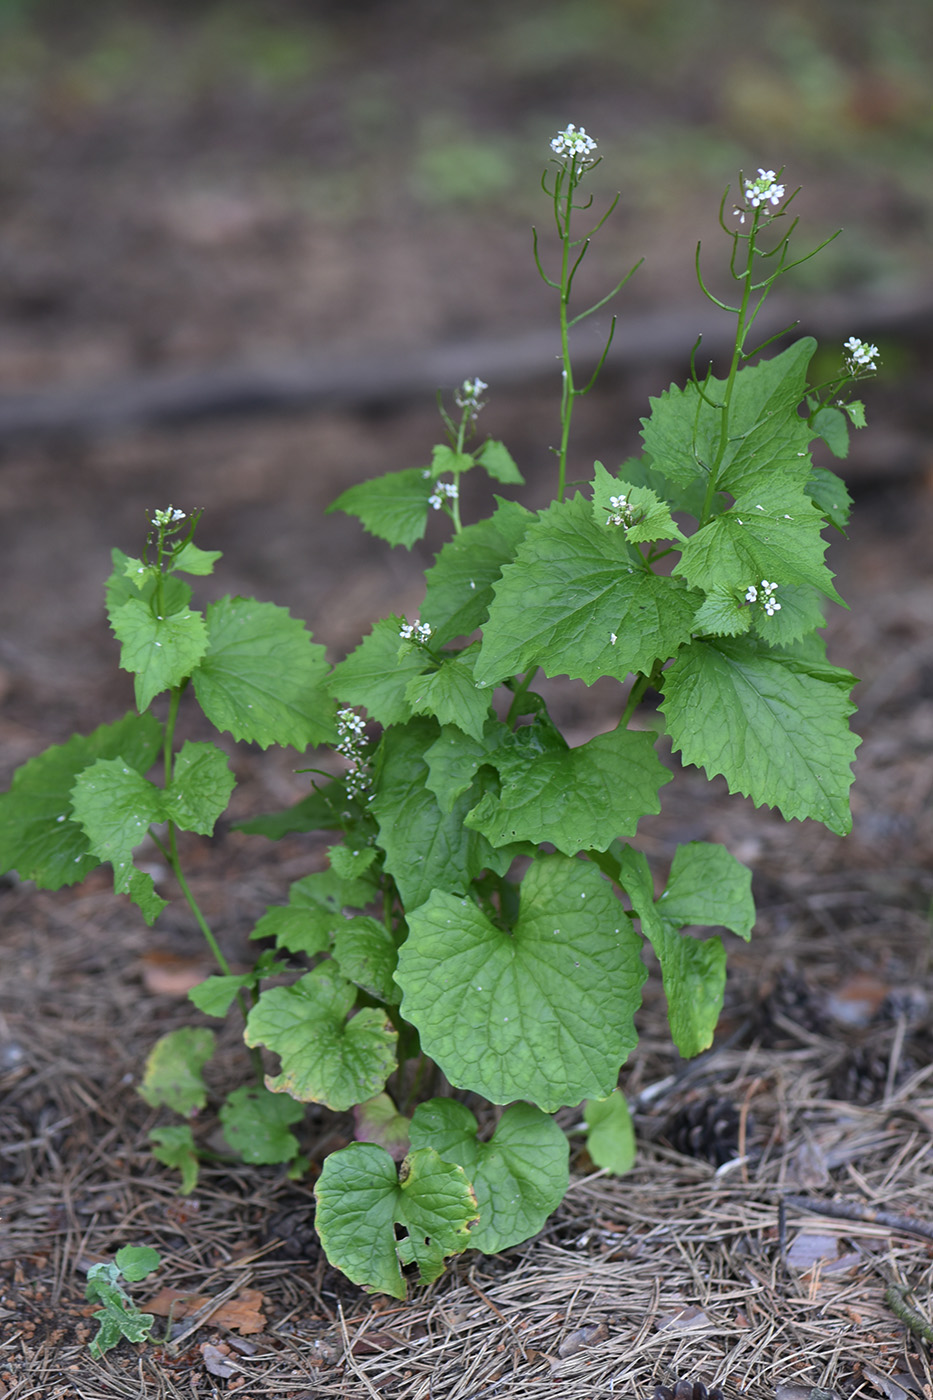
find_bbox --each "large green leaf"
[332,916,400,1004]
[409,1099,569,1253]
[656,841,755,939]
[193,597,335,750]
[110,597,208,712]
[326,467,435,548]
[162,740,235,835]
[421,498,532,646]
[0,712,161,889]
[244,966,397,1110]
[395,854,645,1111]
[328,616,426,727]
[404,643,491,743]
[466,725,671,853]
[660,637,860,834]
[474,493,697,688]
[250,868,377,955]
[315,1143,478,1298]
[70,758,169,923]
[219,1085,304,1164]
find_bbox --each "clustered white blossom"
[152,506,186,527]
[745,579,782,616]
[455,377,488,418]
[429,480,459,511]
[737,168,785,222]
[399,618,434,644]
[843,336,879,372]
[550,124,598,163]
[335,707,371,799]
[605,493,637,529]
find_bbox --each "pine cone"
[654,1379,724,1400]
[755,964,825,1043]
[830,1043,915,1105]
[664,1096,745,1167]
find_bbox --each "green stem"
[556,176,575,504]
[505,667,539,727]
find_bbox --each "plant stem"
[555,171,576,504]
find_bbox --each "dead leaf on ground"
[557,1319,609,1357]
[145,1286,267,1334]
[200,1341,237,1378]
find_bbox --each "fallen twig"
[782,1194,933,1243]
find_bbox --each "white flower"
[152,506,186,527]
[455,378,488,417]
[746,580,781,616]
[335,707,371,798]
[737,168,785,221]
[399,618,434,644]
[550,124,597,162]
[429,480,459,510]
[843,336,879,372]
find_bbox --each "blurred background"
[1,0,932,773]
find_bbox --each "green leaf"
[69,758,168,923]
[691,586,751,638]
[328,616,426,726]
[315,1143,478,1298]
[371,719,520,910]
[0,712,161,889]
[395,854,646,1111]
[106,549,191,623]
[430,444,474,478]
[114,1245,162,1282]
[405,643,491,743]
[466,725,671,854]
[844,400,866,430]
[328,841,377,880]
[193,597,335,750]
[138,1027,215,1114]
[220,1085,305,1164]
[85,1265,156,1358]
[424,721,504,814]
[673,485,843,606]
[162,740,235,835]
[810,405,849,459]
[474,494,698,689]
[584,1091,636,1175]
[618,453,712,522]
[661,636,860,834]
[149,1125,200,1194]
[244,965,397,1110]
[110,596,208,712]
[421,498,532,646]
[354,1093,411,1159]
[327,467,434,549]
[333,916,400,1004]
[657,842,755,939]
[477,439,524,484]
[409,1098,568,1253]
[807,466,852,531]
[170,541,222,576]
[591,461,687,544]
[250,869,377,955]
[235,780,348,838]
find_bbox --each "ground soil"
[2,5,933,1398]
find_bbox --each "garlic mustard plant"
[0,136,871,1300]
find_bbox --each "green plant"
[0,137,873,1298]
[85,1245,162,1358]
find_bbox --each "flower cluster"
[605,493,637,529]
[737,168,785,223]
[843,336,879,373]
[151,506,186,528]
[745,579,781,616]
[455,377,488,418]
[399,618,433,644]
[335,707,371,800]
[550,124,597,163]
[429,480,459,511]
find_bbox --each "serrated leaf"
[69,758,169,921]
[333,916,400,1003]
[405,643,491,743]
[106,549,191,622]
[138,1027,215,1114]
[844,400,866,429]
[0,712,161,889]
[661,636,860,834]
[251,867,376,955]
[584,1091,636,1175]
[327,467,434,548]
[692,587,751,638]
[591,461,686,543]
[315,1143,478,1298]
[810,404,849,459]
[85,1265,156,1358]
[162,740,235,835]
[110,597,208,711]
[478,439,524,484]
[328,616,426,726]
[193,597,335,750]
[807,466,852,531]
[474,494,698,688]
[466,725,671,853]
[234,779,347,838]
[328,842,377,880]
[430,444,474,478]
[220,1084,304,1164]
[244,965,397,1110]
[749,582,825,646]
[371,719,520,909]
[674,487,843,607]
[424,721,505,813]
[170,541,222,576]
[149,1124,201,1193]
[657,842,754,938]
[188,950,291,1018]
[409,1098,568,1252]
[421,498,532,646]
[395,854,645,1111]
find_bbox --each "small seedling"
[85,1245,162,1358]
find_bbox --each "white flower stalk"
[399,618,434,644]
[737,168,785,222]
[843,336,879,372]
[745,579,781,616]
[550,124,597,164]
[335,707,371,799]
[605,493,637,529]
[152,506,186,527]
[428,480,460,511]
[455,377,488,418]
